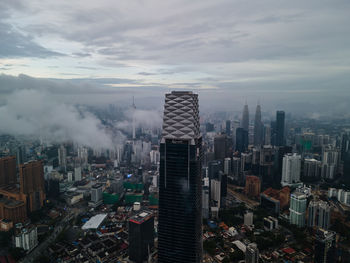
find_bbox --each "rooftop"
[129,210,153,224]
[82,214,107,230]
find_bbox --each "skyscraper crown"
[162,91,200,140]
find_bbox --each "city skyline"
[0,1,350,116]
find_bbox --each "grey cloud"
[0,22,64,58]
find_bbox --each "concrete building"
[303,158,321,178]
[245,176,261,199]
[129,211,154,263]
[314,229,336,263]
[289,192,307,227]
[307,200,331,230]
[246,242,259,263]
[91,183,103,207]
[74,167,82,181]
[211,179,221,208]
[281,153,301,186]
[14,225,38,252]
[244,211,253,226]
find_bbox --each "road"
[20,208,81,263]
[227,184,259,209]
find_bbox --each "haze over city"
[0,1,350,263]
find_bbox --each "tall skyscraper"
[241,103,249,132]
[236,128,248,153]
[245,242,259,263]
[281,153,301,186]
[307,200,331,230]
[289,191,307,227]
[129,210,154,263]
[214,134,228,160]
[253,104,263,146]
[19,161,46,212]
[275,111,285,146]
[158,91,202,263]
[314,229,336,263]
[58,145,67,171]
[225,120,231,136]
[0,156,16,186]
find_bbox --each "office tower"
[208,160,222,180]
[225,120,231,136]
[202,186,209,219]
[236,128,248,152]
[281,153,301,186]
[158,91,202,263]
[264,125,271,145]
[219,173,227,208]
[129,211,154,263]
[132,97,136,140]
[232,157,241,181]
[314,229,336,263]
[245,176,261,199]
[224,158,231,175]
[58,145,67,170]
[246,243,259,263]
[91,183,103,206]
[47,178,60,198]
[321,146,339,180]
[289,192,307,227]
[74,167,82,181]
[259,145,275,184]
[16,145,27,166]
[241,103,249,132]
[244,211,253,226]
[0,156,16,186]
[304,158,321,178]
[214,134,228,160]
[275,111,285,146]
[19,161,45,212]
[253,104,263,146]
[205,122,214,133]
[211,179,221,208]
[307,200,331,230]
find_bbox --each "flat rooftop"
[129,210,153,224]
[82,214,107,230]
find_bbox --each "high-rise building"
[214,134,228,160]
[264,125,271,145]
[253,104,263,146]
[246,242,259,263]
[281,153,301,186]
[208,160,222,180]
[158,91,202,263]
[58,145,67,171]
[245,176,261,199]
[91,183,103,206]
[289,192,307,227]
[304,158,321,178]
[225,120,231,136]
[236,128,248,153]
[19,161,45,212]
[224,158,231,175]
[307,200,331,230]
[129,210,154,263]
[74,167,82,181]
[0,156,16,186]
[202,186,209,219]
[211,179,221,208]
[16,145,27,167]
[314,229,336,263]
[275,111,285,146]
[241,103,249,132]
[14,225,38,252]
[244,211,253,226]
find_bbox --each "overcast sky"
[0,0,350,115]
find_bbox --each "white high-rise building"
[244,211,253,226]
[211,179,221,208]
[289,192,307,227]
[307,200,331,230]
[281,153,301,186]
[246,243,259,263]
[15,226,38,251]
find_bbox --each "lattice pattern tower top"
[162,91,200,141]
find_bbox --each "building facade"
[158,91,202,263]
